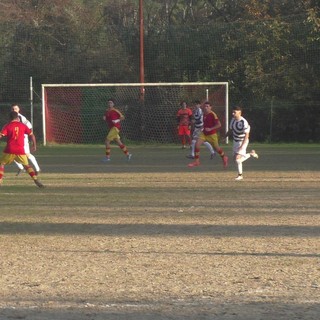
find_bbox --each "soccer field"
[0,144,319,320]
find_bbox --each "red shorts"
[178,125,190,136]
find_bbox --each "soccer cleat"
[188,161,200,167]
[235,175,243,181]
[250,150,259,159]
[16,168,26,176]
[34,179,45,188]
[35,170,40,176]
[127,153,132,161]
[210,153,216,160]
[102,157,111,162]
[222,155,228,168]
[186,155,194,159]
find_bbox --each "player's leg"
[250,150,259,159]
[22,138,40,174]
[187,128,200,159]
[235,154,244,180]
[17,155,44,188]
[115,137,132,160]
[203,141,215,159]
[103,138,111,161]
[187,139,196,158]
[103,129,114,161]
[188,134,205,167]
[178,126,186,148]
[14,160,25,176]
[184,125,192,147]
[0,164,4,185]
[0,154,14,185]
[27,154,41,174]
[185,126,192,147]
[210,135,228,168]
[234,141,249,180]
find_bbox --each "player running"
[227,105,259,180]
[186,100,215,159]
[102,98,132,162]
[188,101,228,168]
[0,111,44,187]
[11,104,41,176]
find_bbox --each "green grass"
[0,143,319,319]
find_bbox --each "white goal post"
[42,82,229,145]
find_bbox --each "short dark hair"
[193,100,201,104]
[10,111,19,120]
[233,105,242,111]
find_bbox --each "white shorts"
[233,140,249,157]
[192,127,203,140]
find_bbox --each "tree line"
[0,0,319,142]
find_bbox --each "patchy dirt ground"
[0,147,319,319]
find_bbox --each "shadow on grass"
[0,300,319,320]
[7,145,318,174]
[1,221,319,238]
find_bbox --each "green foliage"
[0,0,319,141]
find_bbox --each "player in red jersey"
[176,101,193,149]
[188,101,228,168]
[0,111,44,187]
[102,98,132,162]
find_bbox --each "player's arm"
[204,117,221,132]
[24,119,33,129]
[0,128,7,139]
[213,119,222,131]
[225,128,233,138]
[29,133,37,152]
[114,108,125,121]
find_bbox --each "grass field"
[0,143,319,320]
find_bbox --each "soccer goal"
[42,82,229,145]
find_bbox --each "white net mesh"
[43,83,228,144]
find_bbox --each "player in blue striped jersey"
[228,106,258,180]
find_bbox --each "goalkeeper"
[102,99,132,162]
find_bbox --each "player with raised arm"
[102,98,132,162]
[227,105,259,180]
[11,104,41,176]
[0,111,44,187]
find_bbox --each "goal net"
[42,82,228,145]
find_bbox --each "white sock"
[14,160,24,170]
[204,141,215,155]
[236,160,243,175]
[191,140,196,157]
[28,154,40,172]
[236,154,251,175]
